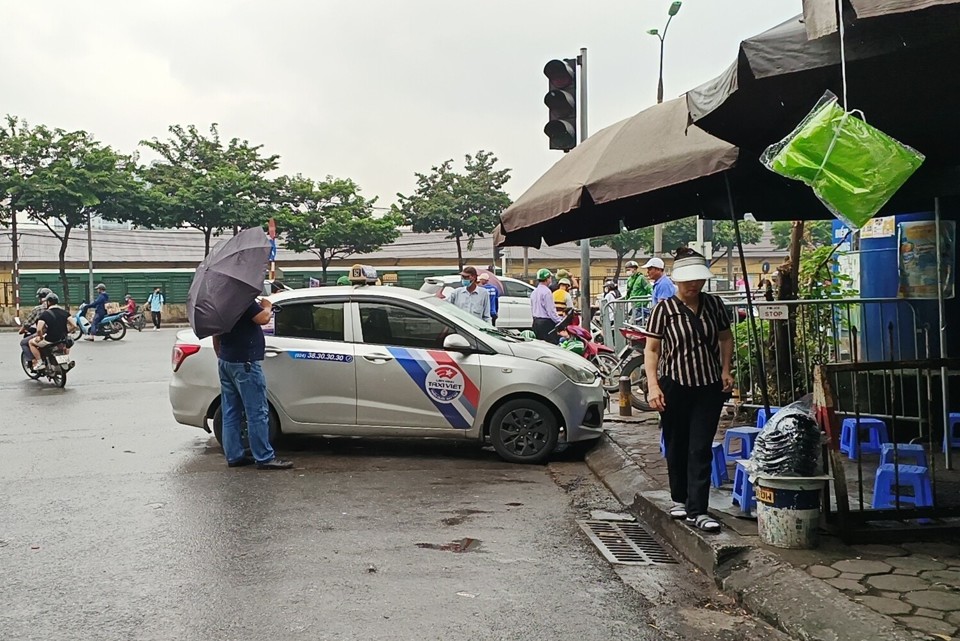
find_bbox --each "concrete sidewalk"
[586,412,959,641]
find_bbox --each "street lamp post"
[647,1,682,104]
[648,1,681,256]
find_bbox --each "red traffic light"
[543,59,575,89]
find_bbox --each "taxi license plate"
[55,355,70,364]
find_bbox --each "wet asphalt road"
[0,329,790,641]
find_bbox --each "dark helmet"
[44,292,59,305]
[96,283,106,291]
[603,280,616,291]
[36,287,52,299]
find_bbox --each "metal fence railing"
[817,358,960,543]
[724,297,921,413]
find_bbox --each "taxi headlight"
[539,357,597,385]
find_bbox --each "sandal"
[668,504,687,519]
[686,514,721,533]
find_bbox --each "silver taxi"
[169,286,606,463]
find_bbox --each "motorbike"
[552,310,620,392]
[120,311,146,332]
[73,303,127,341]
[15,318,75,388]
[616,324,652,412]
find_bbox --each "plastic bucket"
[755,477,826,549]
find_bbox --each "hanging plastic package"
[747,395,824,478]
[760,91,925,230]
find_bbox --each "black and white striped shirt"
[646,293,731,387]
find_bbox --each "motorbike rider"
[29,292,76,370]
[84,283,109,341]
[122,294,137,323]
[624,260,652,322]
[20,287,52,358]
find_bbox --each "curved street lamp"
[647,1,682,104]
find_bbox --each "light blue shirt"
[531,283,562,322]
[447,286,492,324]
[147,291,165,312]
[651,276,677,308]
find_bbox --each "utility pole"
[10,210,20,319]
[87,211,94,304]
[578,47,592,330]
[648,1,682,259]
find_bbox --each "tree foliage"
[276,175,401,282]
[0,116,143,304]
[590,227,646,281]
[771,220,832,250]
[139,124,279,255]
[394,150,511,269]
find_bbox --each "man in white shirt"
[447,266,492,324]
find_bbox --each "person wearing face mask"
[446,266,492,324]
[624,260,652,322]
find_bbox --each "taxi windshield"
[420,295,522,342]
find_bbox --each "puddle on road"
[441,509,489,526]
[416,538,482,553]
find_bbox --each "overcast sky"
[3,1,800,207]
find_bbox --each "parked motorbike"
[15,318,74,388]
[616,324,652,412]
[552,310,620,392]
[73,303,127,341]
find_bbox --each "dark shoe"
[256,458,294,470]
[227,457,255,468]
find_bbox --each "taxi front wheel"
[489,399,559,464]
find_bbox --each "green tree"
[590,227,646,281]
[140,124,279,256]
[276,175,401,282]
[0,117,143,304]
[394,150,511,270]
[771,220,832,250]
[710,219,764,282]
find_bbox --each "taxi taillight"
[172,343,201,372]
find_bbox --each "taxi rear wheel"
[212,405,280,450]
[489,399,559,464]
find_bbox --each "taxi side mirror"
[443,334,472,353]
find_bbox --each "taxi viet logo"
[424,365,465,404]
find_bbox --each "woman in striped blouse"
[643,249,734,532]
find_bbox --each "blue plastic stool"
[711,442,729,488]
[724,426,761,460]
[756,407,781,429]
[945,412,960,452]
[839,417,889,460]
[880,443,928,468]
[660,431,667,458]
[871,464,933,508]
[731,461,755,514]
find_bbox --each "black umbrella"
[686,11,960,184]
[187,227,271,339]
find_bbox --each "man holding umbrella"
[188,227,294,470]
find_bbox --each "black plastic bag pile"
[750,395,823,477]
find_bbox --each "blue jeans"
[217,360,276,464]
[91,312,105,335]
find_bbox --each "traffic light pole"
[578,47,591,330]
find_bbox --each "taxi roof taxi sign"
[350,264,379,285]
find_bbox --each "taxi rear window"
[275,301,345,341]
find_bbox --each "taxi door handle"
[363,353,394,363]
[264,347,283,358]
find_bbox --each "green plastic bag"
[762,91,925,230]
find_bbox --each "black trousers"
[659,377,726,517]
[151,311,161,328]
[532,318,559,344]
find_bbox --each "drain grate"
[577,520,678,566]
